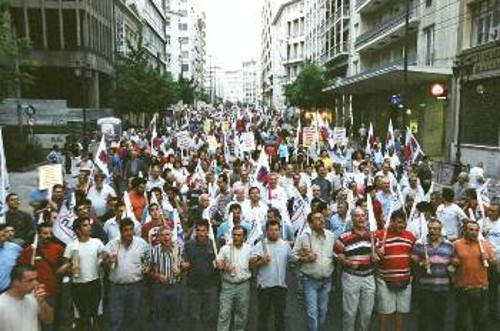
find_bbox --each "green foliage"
[113,34,180,116]
[177,76,195,105]
[3,127,45,170]
[0,0,36,99]
[284,61,329,110]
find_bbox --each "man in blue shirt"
[217,203,251,246]
[250,219,295,331]
[0,224,23,293]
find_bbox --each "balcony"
[320,6,350,35]
[319,42,349,66]
[354,8,419,51]
[356,0,392,14]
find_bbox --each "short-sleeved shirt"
[412,239,454,291]
[105,236,149,284]
[0,242,23,292]
[217,243,252,284]
[334,230,374,277]
[0,293,39,331]
[18,242,64,297]
[252,239,294,288]
[454,238,494,288]
[184,238,219,289]
[64,238,105,283]
[436,203,467,241]
[374,230,416,283]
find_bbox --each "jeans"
[258,286,287,331]
[71,279,101,331]
[418,289,448,331]
[302,275,332,331]
[108,281,144,331]
[456,287,488,331]
[489,269,499,317]
[342,273,375,331]
[217,280,251,331]
[152,282,184,331]
[186,285,218,331]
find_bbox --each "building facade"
[452,0,500,177]
[221,69,244,104]
[242,59,261,106]
[325,0,460,157]
[9,0,115,108]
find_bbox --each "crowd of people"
[0,105,499,331]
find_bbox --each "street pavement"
[7,169,500,330]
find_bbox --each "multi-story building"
[221,69,244,104]
[452,0,500,177]
[115,0,142,56]
[242,59,261,106]
[261,0,286,109]
[8,0,115,108]
[273,0,306,86]
[326,0,460,157]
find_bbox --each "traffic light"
[430,83,447,100]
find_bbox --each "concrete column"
[58,0,65,50]
[76,0,82,47]
[23,0,30,39]
[88,72,100,108]
[41,0,48,49]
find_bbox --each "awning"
[324,65,452,94]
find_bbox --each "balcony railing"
[320,42,349,65]
[356,54,418,77]
[354,9,417,49]
[356,0,369,10]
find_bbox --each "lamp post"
[74,61,93,151]
[452,61,471,182]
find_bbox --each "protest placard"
[38,164,63,190]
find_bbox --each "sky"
[196,0,263,70]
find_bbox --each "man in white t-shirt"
[87,173,117,218]
[436,188,468,241]
[61,217,106,331]
[0,264,53,331]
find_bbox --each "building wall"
[8,0,115,108]
[242,60,261,105]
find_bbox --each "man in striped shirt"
[374,208,416,331]
[411,218,454,331]
[147,226,187,331]
[335,207,376,331]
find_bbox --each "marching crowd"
[0,106,499,331]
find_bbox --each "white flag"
[366,194,378,232]
[94,135,110,177]
[53,203,77,245]
[0,128,8,223]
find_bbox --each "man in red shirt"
[142,203,174,246]
[128,177,148,222]
[374,209,416,331]
[18,222,64,331]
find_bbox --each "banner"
[176,131,191,150]
[221,121,230,133]
[38,164,63,190]
[52,203,76,245]
[332,127,347,145]
[207,135,218,151]
[203,119,212,134]
[0,128,8,223]
[302,127,316,148]
[240,132,256,152]
[94,135,110,177]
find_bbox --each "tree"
[284,60,329,110]
[0,0,36,134]
[177,76,196,105]
[112,33,179,119]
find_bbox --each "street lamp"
[74,61,93,150]
[452,60,472,182]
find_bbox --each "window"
[472,0,500,46]
[179,23,188,31]
[179,10,187,17]
[426,0,432,7]
[182,64,189,72]
[424,25,435,66]
[352,60,359,75]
